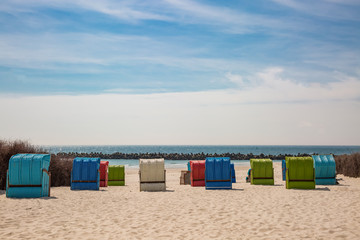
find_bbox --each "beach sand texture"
[1,163,360,240]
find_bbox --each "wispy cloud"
[271,0,360,21]
[0,0,296,33]
[0,0,172,22]
[0,32,257,73]
[225,67,360,104]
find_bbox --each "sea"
[42,145,360,169]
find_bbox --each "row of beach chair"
[185,158,235,189]
[70,158,125,190]
[5,154,337,198]
[247,155,336,189]
[186,155,337,190]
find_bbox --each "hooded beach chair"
[6,154,51,198]
[312,155,336,185]
[231,163,236,183]
[108,165,125,186]
[71,157,100,190]
[205,157,232,190]
[286,156,315,189]
[139,158,166,191]
[100,161,109,187]
[187,161,191,171]
[250,159,274,185]
[282,160,286,181]
[190,160,205,187]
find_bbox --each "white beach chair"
[139,158,166,191]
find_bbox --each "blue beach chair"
[312,155,336,185]
[282,160,286,181]
[6,154,51,198]
[205,157,232,190]
[71,157,100,190]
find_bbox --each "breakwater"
[55,152,314,160]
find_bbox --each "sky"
[0,0,360,145]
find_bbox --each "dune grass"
[335,153,360,178]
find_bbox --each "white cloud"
[227,67,360,103]
[1,67,359,145]
[225,73,245,86]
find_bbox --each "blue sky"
[0,0,360,145]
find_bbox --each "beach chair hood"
[71,157,100,190]
[100,161,109,187]
[205,157,232,190]
[250,159,274,185]
[190,160,205,187]
[6,154,51,198]
[312,155,336,185]
[139,158,166,191]
[285,157,315,189]
[108,165,125,186]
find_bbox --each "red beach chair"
[100,161,109,187]
[190,160,205,187]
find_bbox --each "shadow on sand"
[205,188,244,191]
[41,196,58,200]
[145,189,175,192]
[290,187,330,191]
[314,187,331,191]
[274,184,284,186]
[336,183,350,187]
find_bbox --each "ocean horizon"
[42,145,360,155]
[41,145,360,169]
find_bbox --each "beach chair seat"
[286,157,315,189]
[180,170,191,185]
[205,157,232,190]
[100,161,109,187]
[312,155,336,185]
[71,157,100,190]
[190,160,205,187]
[108,165,125,186]
[6,154,51,198]
[250,159,274,185]
[139,159,166,191]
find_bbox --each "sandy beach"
[1,162,360,240]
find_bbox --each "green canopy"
[250,159,274,185]
[285,157,315,189]
[108,165,125,186]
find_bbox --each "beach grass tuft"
[335,153,360,178]
[49,155,72,187]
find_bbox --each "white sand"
[1,162,360,239]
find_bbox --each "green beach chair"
[250,159,274,185]
[108,165,125,186]
[285,157,315,189]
